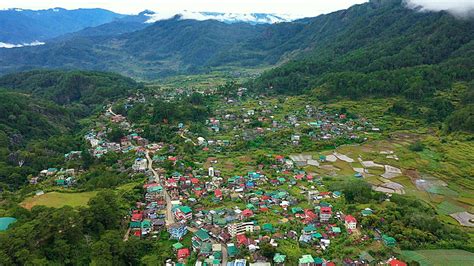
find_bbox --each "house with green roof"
[246,203,256,210]
[299,254,315,265]
[312,232,323,239]
[274,253,286,264]
[314,257,323,264]
[262,223,275,233]
[382,234,396,247]
[194,228,211,242]
[129,221,141,228]
[141,220,151,229]
[147,185,162,193]
[199,242,212,255]
[227,243,239,257]
[292,207,304,214]
[174,205,193,220]
[361,208,374,216]
[303,224,317,235]
[173,242,184,250]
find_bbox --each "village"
[21,86,467,266]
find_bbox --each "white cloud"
[0,41,45,48]
[144,11,296,24]
[404,0,474,17]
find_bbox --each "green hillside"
[0,70,143,106]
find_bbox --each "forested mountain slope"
[248,0,473,132]
[0,8,123,43]
[252,0,474,96]
[0,0,472,82]
[0,70,143,189]
[0,70,143,106]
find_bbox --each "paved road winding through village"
[112,105,227,265]
[145,151,175,225]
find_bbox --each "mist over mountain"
[143,10,295,24]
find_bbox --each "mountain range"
[0,0,472,81]
[0,8,293,45]
[0,8,123,44]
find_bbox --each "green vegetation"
[0,190,148,265]
[0,0,472,264]
[0,70,143,107]
[401,249,474,266]
[20,191,98,209]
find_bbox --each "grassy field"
[400,249,474,266]
[21,191,98,209]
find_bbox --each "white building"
[132,158,148,172]
[227,222,255,237]
[208,167,215,177]
[344,215,357,230]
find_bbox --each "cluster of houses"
[129,183,167,237]
[29,167,77,187]
[191,98,379,153]
[129,173,167,238]
[143,151,402,266]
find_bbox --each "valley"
[0,71,472,265]
[0,0,473,265]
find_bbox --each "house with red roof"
[236,234,250,247]
[319,191,332,198]
[275,155,284,163]
[177,248,190,260]
[131,210,143,222]
[320,207,332,222]
[387,258,407,266]
[303,209,318,224]
[294,174,305,180]
[165,178,178,188]
[344,215,357,230]
[215,189,223,199]
[241,209,254,219]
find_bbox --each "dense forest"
[0,70,143,107]
[249,0,474,132]
[0,90,80,190]
[0,190,150,265]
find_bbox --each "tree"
[108,125,125,143]
[84,191,124,235]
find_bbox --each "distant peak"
[138,10,155,16]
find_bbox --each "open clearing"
[400,249,474,266]
[21,191,98,209]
